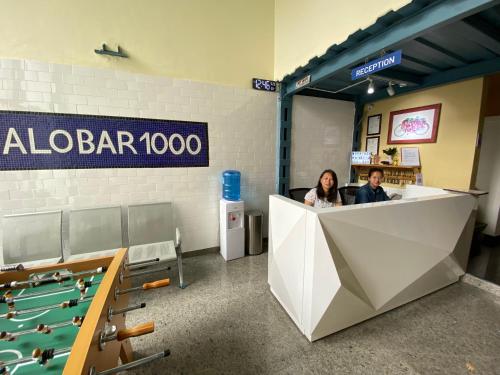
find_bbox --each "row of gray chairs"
[1,202,186,288]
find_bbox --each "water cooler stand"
[220,199,244,261]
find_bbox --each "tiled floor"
[126,253,500,375]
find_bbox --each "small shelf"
[352,164,421,186]
[351,164,420,169]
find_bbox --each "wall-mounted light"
[386,81,395,96]
[367,78,375,94]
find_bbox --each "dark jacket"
[355,183,390,204]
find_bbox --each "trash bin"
[245,210,263,255]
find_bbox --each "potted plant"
[383,147,398,165]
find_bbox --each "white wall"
[0,59,277,254]
[476,116,500,236]
[290,95,355,189]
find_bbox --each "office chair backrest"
[338,186,360,205]
[288,188,311,203]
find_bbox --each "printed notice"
[401,147,420,166]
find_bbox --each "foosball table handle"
[88,349,170,375]
[116,322,154,341]
[142,279,170,289]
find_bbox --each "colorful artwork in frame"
[388,103,441,144]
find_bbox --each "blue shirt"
[355,183,390,204]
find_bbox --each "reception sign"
[351,50,402,81]
[0,111,209,170]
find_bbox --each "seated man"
[355,167,390,204]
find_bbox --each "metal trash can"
[245,210,263,255]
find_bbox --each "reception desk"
[268,186,476,341]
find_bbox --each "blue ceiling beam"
[297,89,355,102]
[283,0,500,97]
[400,55,441,74]
[357,56,500,104]
[370,69,423,85]
[412,37,469,65]
[454,19,500,54]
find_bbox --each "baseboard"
[182,246,220,258]
[182,237,268,258]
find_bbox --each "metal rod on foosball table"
[119,266,170,283]
[0,266,107,289]
[88,350,170,375]
[107,303,145,321]
[114,279,169,299]
[1,285,74,302]
[1,315,85,340]
[0,264,24,272]
[0,346,72,371]
[1,277,100,303]
[125,258,160,268]
[0,296,93,319]
[124,267,170,279]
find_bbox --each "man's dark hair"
[368,167,384,178]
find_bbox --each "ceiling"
[282,0,500,103]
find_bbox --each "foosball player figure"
[36,324,52,335]
[32,348,55,367]
[72,315,85,327]
[75,278,92,299]
[3,291,14,311]
[0,331,14,342]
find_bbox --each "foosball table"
[0,248,170,375]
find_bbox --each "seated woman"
[304,169,342,208]
[354,167,390,204]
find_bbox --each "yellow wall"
[360,78,484,189]
[0,0,274,88]
[274,0,411,79]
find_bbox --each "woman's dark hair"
[316,169,338,203]
[368,167,384,177]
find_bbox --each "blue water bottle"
[222,170,241,201]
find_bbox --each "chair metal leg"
[175,245,187,289]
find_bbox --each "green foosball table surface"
[0,273,104,375]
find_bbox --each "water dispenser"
[220,199,244,261]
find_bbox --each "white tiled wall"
[0,59,277,255]
[290,95,355,189]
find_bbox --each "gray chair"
[2,211,63,267]
[127,202,185,288]
[67,206,123,261]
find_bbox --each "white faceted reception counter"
[268,187,476,342]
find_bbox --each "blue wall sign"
[0,111,209,170]
[351,50,402,81]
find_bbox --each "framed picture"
[367,114,381,135]
[400,147,420,166]
[365,136,379,155]
[388,103,441,144]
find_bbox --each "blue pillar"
[276,93,293,196]
[350,98,364,183]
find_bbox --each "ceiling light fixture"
[386,81,395,96]
[367,78,375,94]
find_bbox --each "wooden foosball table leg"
[119,339,134,364]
